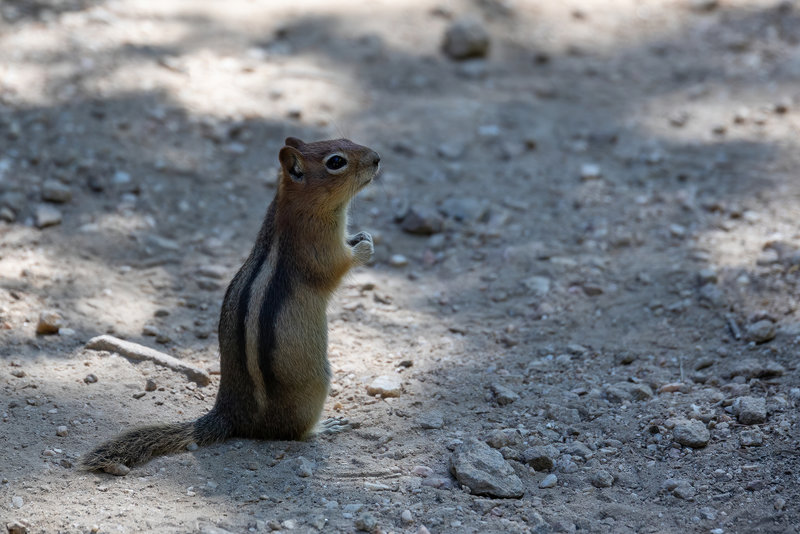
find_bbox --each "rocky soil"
[1,0,799,533]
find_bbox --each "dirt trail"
[1,1,799,533]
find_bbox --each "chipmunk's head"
[277,137,380,213]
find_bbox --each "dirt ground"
[1,0,799,532]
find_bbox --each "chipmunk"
[81,137,379,475]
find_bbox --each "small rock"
[522,276,551,296]
[84,373,98,384]
[7,520,28,534]
[589,470,614,488]
[417,410,444,429]
[727,359,784,379]
[389,254,409,267]
[401,509,414,524]
[442,17,490,60]
[41,179,73,203]
[672,419,710,448]
[698,283,725,307]
[355,513,377,532]
[436,142,465,160]
[485,428,521,449]
[689,0,718,11]
[11,496,24,509]
[10,369,25,378]
[439,197,489,222]
[56,425,69,437]
[0,206,16,222]
[367,375,402,397]
[490,383,519,405]
[539,473,558,488]
[734,396,767,425]
[739,429,764,447]
[449,438,524,498]
[521,445,559,471]
[35,204,63,228]
[401,206,444,235]
[671,481,696,499]
[566,441,593,459]
[145,379,157,392]
[142,324,160,337]
[36,310,64,335]
[132,392,146,399]
[745,320,776,343]
[579,163,602,180]
[293,456,313,477]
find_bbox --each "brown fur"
[80,137,379,474]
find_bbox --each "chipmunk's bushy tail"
[80,410,231,475]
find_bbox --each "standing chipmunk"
[81,137,379,475]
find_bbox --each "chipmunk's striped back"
[81,137,379,475]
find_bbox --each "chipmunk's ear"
[279,146,305,182]
[284,137,305,149]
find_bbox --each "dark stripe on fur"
[257,247,293,395]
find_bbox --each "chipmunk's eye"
[325,155,347,170]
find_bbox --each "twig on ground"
[85,334,211,386]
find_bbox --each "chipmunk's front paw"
[347,231,372,247]
[350,232,374,265]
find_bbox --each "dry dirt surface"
[1,0,800,533]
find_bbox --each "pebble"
[442,17,490,60]
[84,373,98,384]
[36,310,65,335]
[745,320,776,343]
[522,276,551,296]
[35,204,63,228]
[539,474,558,488]
[734,396,767,425]
[293,456,313,477]
[401,509,414,523]
[366,375,402,397]
[727,359,784,379]
[6,521,28,534]
[485,428,521,449]
[11,496,24,508]
[579,163,601,180]
[56,425,69,437]
[41,179,72,203]
[411,465,434,477]
[690,0,718,11]
[521,445,559,471]
[145,379,157,392]
[355,513,377,532]
[389,254,409,267]
[401,206,444,235]
[672,419,710,448]
[739,429,764,447]
[449,438,524,498]
[417,410,444,429]
[436,142,465,160]
[439,197,489,222]
[589,470,614,488]
[490,383,519,405]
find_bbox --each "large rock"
[450,439,524,498]
[442,18,490,60]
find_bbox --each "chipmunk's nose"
[370,151,381,167]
